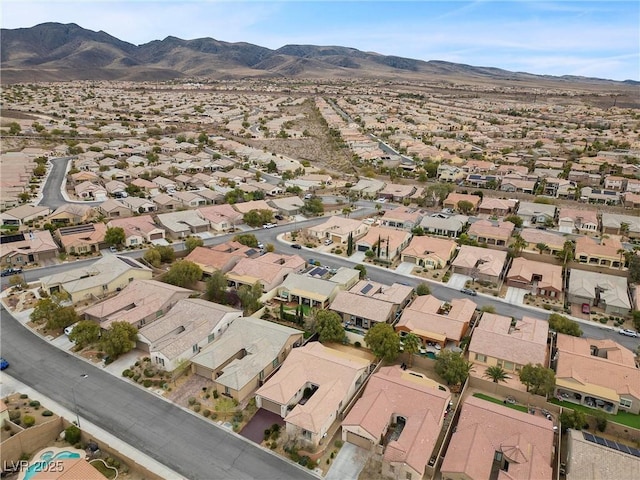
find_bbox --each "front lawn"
[549,399,640,429]
[472,393,529,413]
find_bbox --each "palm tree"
[511,234,527,257]
[535,243,550,255]
[402,333,421,367]
[620,222,630,238]
[342,207,352,218]
[556,240,574,268]
[617,248,626,269]
[484,365,509,384]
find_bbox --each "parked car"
[65,323,79,336]
[257,242,265,250]
[0,357,8,370]
[109,246,118,253]
[291,244,302,249]
[1,267,22,277]
[304,193,313,200]
[619,329,638,338]
[324,239,334,246]
[460,288,477,296]
[274,214,284,220]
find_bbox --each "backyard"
[472,392,529,413]
[549,399,640,429]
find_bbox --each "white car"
[64,323,79,336]
[324,239,334,245]
[619,329,638,338]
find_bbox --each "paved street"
[0,307,316,480]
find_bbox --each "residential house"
[305,216,369,244]
[462,160,496,173]
[155,211,210,239]
[379,206,424,230]
[554,334,640,415]
[48,204,96,225]
[227,253,306,293]
[506,258,563,299]
[350,178,386,197]
[0,205,51,227]
[55,223,108,255]
[40,255,152,303]
[419,214,468,238]
[396,295,475,348]
[581,187,621,205]
[400,236,456,269]
[330,281,413,331]
[477,198,517,216]
[83,279,193,329]
[152,193,181,212]
[191,317,304,402]
[232,200,277,215]
[520,228,566,255]
[121,196,156,214]
[567,269,631,315]
[185,242,259,276]
[601,213,640,238]
[0,230,59,267]
[604,175,626,191]
[465,173,500,189]
[354,226,412,261]
[131,178,160,196]
[342,366,450,480]
[70,171,100,184]
[74,181,107,201]
[152,176,177,192]
[517,201,557,227]
[327,267,361,291]
[104,180,128,197]
[138,299,243,371]
[575,236,626,269]
[626,178,640,194]
[107,215,165,247]
[451,245,508,284]
[276,274,341,310]
[500,177,536,194]
[557,208,599,235]
[268,196,305,217]
[173,190,207,208]
[467,219,514,247]
[437,164,465,183]
[378,183,417,202]
[196,204,243,232]
[440,396,554,480]
[255,342,370,448]
[195,188,224,205]
[545,178,578,199]
[443,193,481,213]
[96,199,132,219]
[469,314,548,373]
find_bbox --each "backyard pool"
[20,449,82,480]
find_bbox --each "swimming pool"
[22,450,81,480]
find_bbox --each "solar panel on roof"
[309,267,327,277]
[117,256,143,269]
[595,437,606,446]
[629,448,640,458]
[617,444,631,454]
[583,432,595,442]
[360,283,374,294]
[605,439,617,448]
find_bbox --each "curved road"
[38,157,102,209]
[0,307,314,480]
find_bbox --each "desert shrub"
[213,390,219,399]
[298,456,309,466]
[193,404,201,413]
[143,379,152,388]
[307,459,317,469]
[270,442,278,450]
[203,409,211,418]
[334,440,344,448]
[9,410,20,421]
[143,369,154,378]
[23,415,35,428]
[132,374,141,382]
[122,369,131,377]
[20,394,28,399]
[211,413,218,420]
[29,400,40,408]
[599,318,608,324]
[65,425,81,444]
[233,412,243,423]
[188,397,196,406]
[42,410,53,417]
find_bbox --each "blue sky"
[2,1,638,81]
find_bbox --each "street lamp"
[71,374,88,428]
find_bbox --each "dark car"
[1,267,22,277]
[460,288,477,296]
[291,243,302,249]
[0,357,9,370]
[274,214,284,220]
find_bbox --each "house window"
[406,473,412,480]
[225,386,230,396]
[620,398,633,409]
[192,344,199,353]
[272,358,279,368]
[259,370,264,380]
[503,361,515,371]
[208,333,215,343]
[475,353,487,362]
[102,285,108,291]
[157,357,165,367]
[156,310,163,318]
[302,430,312,440]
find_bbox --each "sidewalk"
[0,373,185,480]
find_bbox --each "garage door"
[260,397,282,416]
[346,430,373,450]
[150,232,163,240]
[357,245,369,252]
[193,364,213,379]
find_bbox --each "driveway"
[447,273,471,290]
[505,287,529,306]
[348,251,366,263]
[395,262,416,275]
[239,408,284,444]
[326,442,370,480]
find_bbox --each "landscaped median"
[549,398,640,429]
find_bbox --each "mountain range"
[0,22,635,86]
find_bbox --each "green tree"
[346,232,354,256]
[510,234,527,257]
[632,311,640,332]
[548,313,582,337]
[9,274,26,290]
[354,264,367,279]
[402,333,421,366]
[65,424,81,442]
[238,282,263,315]
[265,243,275,252]
[8,122,21,135]
[143,248,161,268]
[364,323,400,362]
[101,321,138,359]
[164,260,202,288]
[243,209,274,227]
[457,200,474,214]
[205,271,228,304]
[535,243,550,254]
[518,363,556,396]
[415,282,430,296]
[104,227,126,247]
[435,350,474,386]
[30,297,62,325]
[233,234,258,248]
[559,409,587,433]
[480,305,496,313]
[484,365,509,383]
[315,310,345,343]
[47,305,78,330]
[628,254,640,284]
[266,159,278,173]
[68,320,101,348]
[156,245,175,263]
[556,240,575,268]
[504,215,523,228]
[302,197,324,216]
[185,236,204,254]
